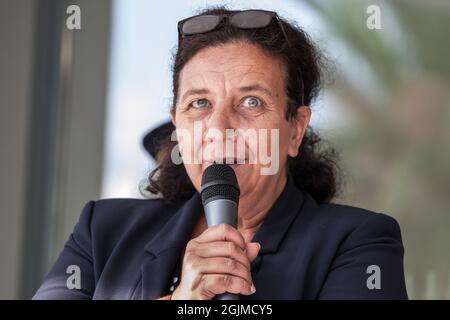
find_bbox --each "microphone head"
[201,164,240,206]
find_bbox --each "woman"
[33,7,408,300]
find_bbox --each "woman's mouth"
[206,157,247,164]
[203,158,248,169]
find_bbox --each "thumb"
[245,242,261,261]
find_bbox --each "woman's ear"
[288,106,311,157]
[170,107,176,126]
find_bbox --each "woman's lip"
[204,159,248,164]
[202,160,248,170]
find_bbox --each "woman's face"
[172,41,311,201]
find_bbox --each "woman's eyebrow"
[238,84,273,98]
[181,88,210,102]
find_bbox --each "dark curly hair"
[144,6,341,204]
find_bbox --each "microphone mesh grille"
[201,164,240,205]
[201,184,240,204]
[201,163,238,187]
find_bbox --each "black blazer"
[33,176,408,299]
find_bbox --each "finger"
[194,241,251,270]
[192,257,252,285]
[195,224,246,250]
[245,242,261,262]
[202,274,254,296]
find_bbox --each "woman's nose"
[205,105,234,132]
[204,106,237,144]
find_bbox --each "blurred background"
[1,0,449,299]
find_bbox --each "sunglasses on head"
[177,9,291,47]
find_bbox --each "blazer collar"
[144,192,203,257]
[251,175,305,254]
[140,193,203,299]
[144,174,305,256]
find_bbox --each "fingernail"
[250,283,256,294]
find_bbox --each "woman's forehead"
[179,42,285,90]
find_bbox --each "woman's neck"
[237,174,287,243]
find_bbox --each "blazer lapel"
[251,174,304,254]
[140,192,203,300]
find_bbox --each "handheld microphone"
[200,163,240,300]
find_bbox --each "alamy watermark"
[66,5,81,30]
[66,264,81,290]
[170,121,280,175]
[366,5,382,30]
[366,264,381,290]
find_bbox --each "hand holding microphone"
[171,164,260,300]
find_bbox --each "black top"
[33,175,408,299]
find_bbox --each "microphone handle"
[203,199,240,300]
[215,292,239,300]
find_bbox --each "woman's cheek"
[184,163,202,192]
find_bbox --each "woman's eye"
[241,96,263,109]
[190,98,210,109]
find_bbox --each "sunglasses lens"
[230,11,272,29]
[182,15,221,35]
